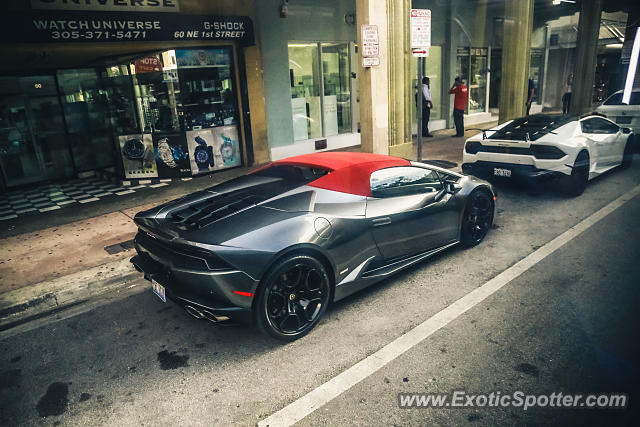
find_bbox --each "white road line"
[259,185,640,427]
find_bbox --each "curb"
[0,257,144,332]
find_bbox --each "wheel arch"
[251,243,336,310]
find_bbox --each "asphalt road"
[1,158,639,426]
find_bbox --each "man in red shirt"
[449,77,468,137]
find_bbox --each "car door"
[581,118,620,168]
[366,166,458,260]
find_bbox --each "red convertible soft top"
[273,152,410,196]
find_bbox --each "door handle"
[372,217,391,226]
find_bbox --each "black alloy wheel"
[564,151,589,197]
[255,254,331,341]
[621,138,633,169]
[461,190,494,247]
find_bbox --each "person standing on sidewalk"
[421,76,433,137]
[449,77,467,137]
[526,78,535,115]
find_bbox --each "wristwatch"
[220,134,236,166]
[156,138,177,168]
[194,135,214,172]
[122,138,145,169]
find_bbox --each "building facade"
[0,0,636,193]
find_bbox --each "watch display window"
[130,52,182,134]
[176,48,238,131]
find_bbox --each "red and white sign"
[134,56,162,74]
[412,48,429,57]
[362,57,380,67]
[410,8,431,49]
[361,24,379,67]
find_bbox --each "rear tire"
[460,190,494,247]
[621,137,633,169]
[563,151,589,197]
[254,254,331,341]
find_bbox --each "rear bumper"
[462,161,568,182]
[131,236,258,323]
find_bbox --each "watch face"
[195,146,209,164]
[123,138,145,159]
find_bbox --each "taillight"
[465,141,482,154]
[530,145,566,159]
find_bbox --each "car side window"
[581,118,618,135]
[370,167,442,198]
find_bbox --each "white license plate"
[152,280,167,303]
[493,167,512,177]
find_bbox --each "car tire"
[254,254,331,341]
[460,190,494,247]
[563,151,589,197]
[621,137,633,169]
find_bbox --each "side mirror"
[622,127,631,134]
[445,182,463,194]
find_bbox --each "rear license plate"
[493,167,512,177]
[617,116,631,124]
[152,280,166,303]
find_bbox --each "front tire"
[563,151,589,197]
[254,254,331,341]
[461,190,494,247]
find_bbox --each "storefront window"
[289,43,322,141]
[288,42,355,141]
[410,46,442,131]
[121,48,241,179]
[57,69,117,171]
[0,76,73,188]
[457,47,489,114]
[321,43,351,136]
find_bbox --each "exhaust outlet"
[185,305,204,319]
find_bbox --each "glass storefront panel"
[0,76,73,188]
[57,69,117,172]
[457,47,488,114]
[321,43,351,136]
[410,46,443,130]
[288,43,322,141]
[469,48,488,114]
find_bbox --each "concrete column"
[569,0,603,116]
[402,0,413,144]
[388,0,406,147]
[498,0,534,123]
[357,0,389,155]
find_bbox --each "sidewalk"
[0,125,491,332]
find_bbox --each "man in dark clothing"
[449,77,468,137]
[421,76,433,137]
[526,78,535,115]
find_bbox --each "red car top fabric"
[273,152,410,196]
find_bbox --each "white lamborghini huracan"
[461,114,634,196]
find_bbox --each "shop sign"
[361,25,379,68]
[410,9,431,49]
[31,0,180,13]
[133,55,162,73]
[0,11,254,45]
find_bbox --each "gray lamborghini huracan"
[131,152,496,340]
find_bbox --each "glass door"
[0,76,73,188]
[321,43,352,136]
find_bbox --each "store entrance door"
[0,76,74,189]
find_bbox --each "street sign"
[412,48,429,57]
[362,56,380,67]
[410,8,431,49]
[361,24,379,67]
